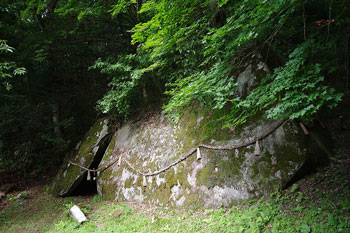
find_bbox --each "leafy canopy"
[98,0,346,126]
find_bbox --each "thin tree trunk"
[52,103,60,137]
[136,0,142,22]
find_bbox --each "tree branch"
[48,0,60,14]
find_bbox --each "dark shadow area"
[70,173,98,196]
[283,122,332,189]
[283,160,317,189]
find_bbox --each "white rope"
[69,120,287,178]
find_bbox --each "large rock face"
[52,54,330,207]
[51,117,114,196]
[95,110,327,207]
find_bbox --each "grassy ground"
[0,157,349,233]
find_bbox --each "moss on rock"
[94,107,329,207]
[51,117,114,196]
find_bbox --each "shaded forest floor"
[0,156,349,232]
[1,98,350,232]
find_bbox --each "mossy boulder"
[54,54,330,207]
[93,54,330,207]
[95,109,329,207]
[51,117,114,196]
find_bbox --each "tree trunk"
[52,103,61,137]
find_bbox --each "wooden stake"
[118,156,122,166]
[299,122,309,135]
[197,148,202,160]
[142,176,147,187]
[87,171,91,181]
[254,140,261,156]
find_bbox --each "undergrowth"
[1,161,349,233]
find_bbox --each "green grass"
[0,186,70,232]
[1,190,349,232]
[1,163,350,233]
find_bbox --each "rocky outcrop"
[51,117,114,196]
[94,110,328,207]
[52,54,330,207]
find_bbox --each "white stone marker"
[69,205,87,223]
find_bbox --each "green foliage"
[0,0,131,174]
[163,0,345,126]
[0,40,26,90]
[110,0,136,17]
[224,39,343,126]
[164,62,236,122]
[0,0,349,175]
[98,0,346,127]
[0,92,73,174]
[91,55,146,117]
[290,184,299,193]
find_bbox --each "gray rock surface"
[51,117,114,196]
[95,109,328,207]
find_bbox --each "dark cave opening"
[69,134,112,196]
[70,172,98,196]
[283,128,331,189]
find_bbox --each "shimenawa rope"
[69,120,286,177]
